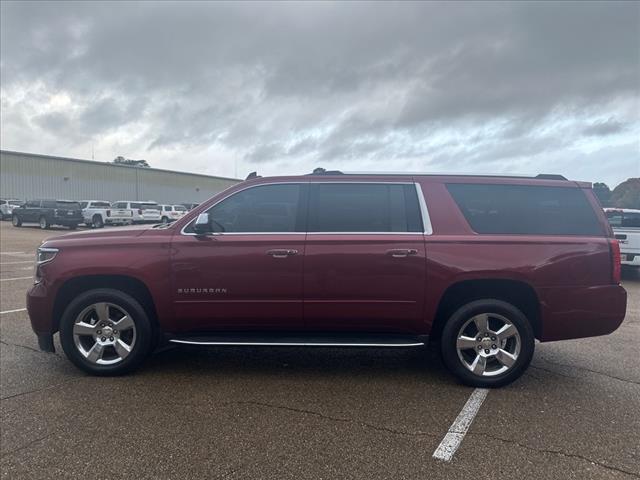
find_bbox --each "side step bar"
[168,333,427,348]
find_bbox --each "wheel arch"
[430,278,541,342]
[53,275,159,333]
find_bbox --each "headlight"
[36,247,59,265]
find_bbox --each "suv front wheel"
[441,299,534,388]
[59,288,153,375]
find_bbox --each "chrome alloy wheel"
[455,313,521,377]
[72,302,136,365]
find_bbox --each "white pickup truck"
[605,208,640,267]
[159,204,188,223]
[80,200,133,228]
[113,201,162,224]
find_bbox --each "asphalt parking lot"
[1,221,639,479]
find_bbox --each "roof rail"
[309,167,344,175]
[535,174,568,180]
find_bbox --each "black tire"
[161,216,169,224]
[59,288,154,376]
[39,216,50,230]
[69,223,78,230]
[12,215,22,227]
[92,215,104,228]
[440,299,534,388]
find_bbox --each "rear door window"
[447,184,602,235]
[308,183,423,233]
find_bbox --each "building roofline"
[0,149,242,183]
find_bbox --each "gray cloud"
[1,1,638,186]
[582,118,627,137]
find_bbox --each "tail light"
[138,209,143,215]
[106,210,111,217]
[609,239,621,284]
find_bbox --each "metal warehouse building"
[0,150,240,204]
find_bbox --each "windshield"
[607,210,640,228]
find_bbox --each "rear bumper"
[538,284,627,341]
[53,217,82,226]
[620,253,640,267]
[105,217,132,224]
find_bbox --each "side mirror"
[193,213,211,235]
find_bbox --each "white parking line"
[433,388,489,462]
[0,252,31,256]
[0,261,33,265]
[0,308,27,315]
[0,276,33,282]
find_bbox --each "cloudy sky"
[1,1,638,186]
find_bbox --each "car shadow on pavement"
[141,342,457,386]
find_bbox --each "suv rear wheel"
[39,216,50,229]
[92,214,104,228]
[441,299,534,388]
[59,288,153,375]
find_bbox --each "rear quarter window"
[447,184,602,236]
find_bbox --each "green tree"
[610,178,640,209]
[592,182,612,207]
[113,156,150,167]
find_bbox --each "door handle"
[386,248,418,258]
[266,249,298,258]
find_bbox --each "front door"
[170,182,308,333]
[304,181,427,334]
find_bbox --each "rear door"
[304,181,427,333]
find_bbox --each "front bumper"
[26,280,57,351]
[37,333,55,352]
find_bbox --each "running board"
[168,333,427,348]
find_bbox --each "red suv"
[26,172,627,387]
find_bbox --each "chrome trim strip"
[414,182,433,235]
[306,232,424,236]
[169,339,425,347]
[181,181,431,237]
